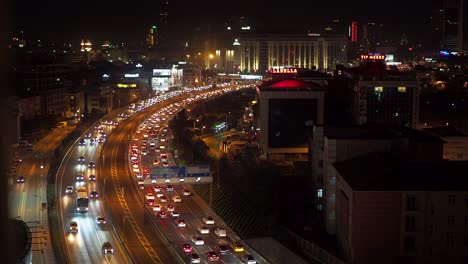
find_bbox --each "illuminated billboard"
[117,83,137,88]
[153,69,171,76]
[151,77,169,91]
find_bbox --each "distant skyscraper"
[147,25,157,49]
[442,0,464,53]
[158,0,169,47]
[350,22,358,43]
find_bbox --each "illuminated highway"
[131,90,268,263]
[56,116,131,264]
[8,126,74,263]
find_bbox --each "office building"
[350,60,419,128]
[442,0,464,53]
[333,153,468,264]
[255,79,325,160]
[15,64,72,117]
[312,125,444,232]
[239,33,348,72]
[158,0,169,47]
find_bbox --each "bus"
[76,187,89,212]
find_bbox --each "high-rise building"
[158,0,169,47]
[442,0,464,53]
[147,25,158,49]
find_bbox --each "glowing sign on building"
[269,68,298,74]
[124,73,139,78]
[360,54,385,60]
[117,83,137,88]
[351,22,358,42]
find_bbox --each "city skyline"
[14,0,464,47]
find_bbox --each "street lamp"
[201,126,206,135]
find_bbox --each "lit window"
[317,189,323,198]
[398,86,407,92]
[374,86,383,93]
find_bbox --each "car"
[159,196,167,202]
[183,189,191,196]
[230,242,244,253]
[156,192,164,198]
[166,204,175,212]
[158,211,168,218]
[141,149,148,155]
[214,228,227,237]
[170,211,180,218]
[182,243,193,253]
[16,176,25,183]
[88,175,96,181]
[90,190,99,198]
[154,185,162,192]
[198,226,209,234]
[78,156,85,164]
[241,255,257,264]
[65,186,74,194]
[172,195,182,203]
[152,204,161,211]
[205,251,220,262]
[79,139,86,146]
[96,216,106,224]
[191,236,204,246]
[98,137,105,143]
[88,161,96,168]
[166,185,174,191]
[162,161,169,167]
[202,216,215,225]
[174,218,186,227]
[69,221,78,233]
[76,175,84,182]
[102,242,114,254]
[188,253,201,263]
[89,138,95,145]
[152,160,160,166]
[85,133,92,139]
[216,245,229,255]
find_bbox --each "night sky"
[13,0,462,46]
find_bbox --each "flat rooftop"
[322,124,444,143]
[334,152,468,191]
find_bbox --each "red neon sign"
[269,68,298,74]
[360,54,385,60]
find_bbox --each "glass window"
[398,86,407,93]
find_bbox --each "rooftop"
[423,125,468,137]
[334,152,468,191]
[258,79,325,92]
[322,124,444,143]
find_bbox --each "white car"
[174,218,186,227]
[65,186,74,194]
[166,204,175,212]
[153,204,161,211]
[191,236,204,246]
[197,226,209,234]
[214,228,227,237]
[202,216,215,225]
[159,196,168,202]
[170,211,180,218]
[172,195,182,203]
[156,192,164,198]
[183,190,191,196]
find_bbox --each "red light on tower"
[351,22,358,43]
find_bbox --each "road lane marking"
[110,134,162,263]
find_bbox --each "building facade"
[333,154,468,264]
[239,34,348,73]
[353,74,420,128]
[16,64,72,117]
[442,0,464,53]
[255,79,325,160]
